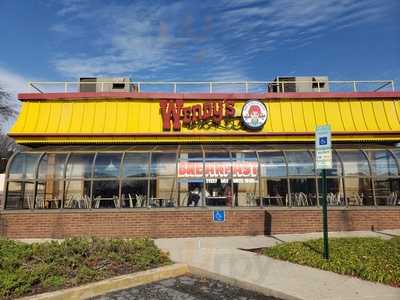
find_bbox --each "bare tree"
[0,85,17,133]
[0,84,21,172]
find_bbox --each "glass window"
[149,177,178,207]
[317,178,345,206]
[367,150,398,176]
[8,153,41,180]
[92,181,120,208]
[344,177,374,205]
[5,182,34,209]
[290,178,317,206]
[121,180,148,208]
[150,153,177,176]
[64,180,91,208]
[66,153,95,179]
[38,153,68,180]
[35,180,64,209]
[374,178,400,205]
[94,153,122,178]
[123,153,149,177]
[179,179,203,207]
[338,150,370,176]
[178,150,204,178]
[261,178,288,206]
[234,181,259,207]
[259,151,286,177]
[286,151,314,176]
[205,179,231,206]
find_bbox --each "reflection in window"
[5,182,34,209]
[64,180,91,209]
[317,178,345,206]
[374,178,400,205]
[338,151,370,176]
[121,180,148,208]
[205,179,231,206]
[234,181,259,207]
[259,151,286,177]
[149,177,177,207]
[367,150,398,176]
[290,178,317,206]
[94,153,122,178]
[179,179,203,207]
[66,153,95,179]
[38,153,67,180]
[36,181,64,209]
[151,153,176,176]
[92,181,120,208]
[8,153,41,180]
[123,153,149,177]
[286,151,314,176]
[261,178,288,206]
[344,178,374,206]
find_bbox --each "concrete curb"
[188,265,302,300]
[19,263,189,300]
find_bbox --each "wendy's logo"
[241,100,268,130]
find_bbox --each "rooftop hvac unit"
[79,77,138,92]
[268,76,329,93]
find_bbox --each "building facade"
[1,84,400,238]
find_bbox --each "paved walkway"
[155,230,400,300]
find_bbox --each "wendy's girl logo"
[241,100,268,130]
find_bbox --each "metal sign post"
[315,125,332,259]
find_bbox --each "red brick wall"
[265,208,400,234]
[0,209,265,239]
[0,208,399,238]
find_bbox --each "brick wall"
[0,208,399,239]
[0,209,265,239]
[265,208,400,234]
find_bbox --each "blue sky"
[0,0,399,99]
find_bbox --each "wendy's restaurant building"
[1,77,400,239]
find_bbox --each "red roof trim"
[17,91,400,101]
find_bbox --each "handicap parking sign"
[213,210,225,222]
[319,137,327,145]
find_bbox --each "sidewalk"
[155,230,400,300]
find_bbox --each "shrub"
[0,237,171,299]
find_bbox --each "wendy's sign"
[159,99,267,131]
[160,100,235,131]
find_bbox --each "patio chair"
[113,196,120,208]
[128,193,135,208]
[35,196,44,209]
[135,194,146,207]
[246,192,257,206]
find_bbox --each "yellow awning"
[9,92,400,144]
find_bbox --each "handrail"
[28,79,396,94]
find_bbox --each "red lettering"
[160,100,183,131]
[182,107,192,125]
[224,100,235,117]
[212,101,223,124]
[192,104,202,122]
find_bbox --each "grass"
[263,236,400,287]
[0,237,171,299]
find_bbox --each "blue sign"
[315,125,331,150]
[315,125,332,169]
[319,137,327,146]
[213,210,225,222]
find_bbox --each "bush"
[0,237,171,299]
[263,236,400,287]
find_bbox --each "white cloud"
[51,0,393,81]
